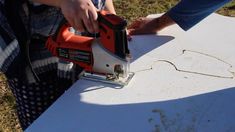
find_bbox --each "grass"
[0,0,235,131]
[114,0,235,23]
[217,0,235,16]
[0,73,21,132]
[114,0,179,23]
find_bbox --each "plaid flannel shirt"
[0,0,106,82]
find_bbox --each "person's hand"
[59,0,99,33]
[128,14,176,35]
[128,17,162,35]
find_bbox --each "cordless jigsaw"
[46,10,134,86]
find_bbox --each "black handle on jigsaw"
[98,10,130,59]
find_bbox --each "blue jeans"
[167,0,232,30]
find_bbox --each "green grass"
[114,0,179,23]
[114,0,235,23]
[0,0,235,131]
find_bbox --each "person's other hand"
[59,0,99,33]
[128,17,162,35]
[128,14,175,35]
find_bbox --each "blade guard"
[46,21,94,71]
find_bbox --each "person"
[0,0,115,130]
[128,0,232,35]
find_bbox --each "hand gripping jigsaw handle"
[46,19,94,71]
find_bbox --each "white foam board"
[26,13,235,132]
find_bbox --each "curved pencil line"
[182,49,233,68]
[134,60,234,79]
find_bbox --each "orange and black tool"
[46,10,129,73]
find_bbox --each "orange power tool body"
[46,11,132,83]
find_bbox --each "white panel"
[26,14,235,132]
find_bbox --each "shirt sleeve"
[167,0,232,31]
